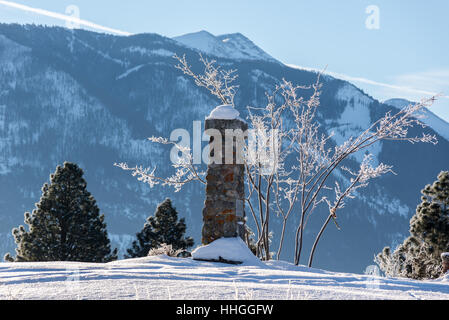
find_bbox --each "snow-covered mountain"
[173,30,277,62]
[384,98,449,141]
[0,24,448,273]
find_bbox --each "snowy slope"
[331,83,382,165]
[1,255,448,300]
[173,30,277,62]
[384,98,449,142]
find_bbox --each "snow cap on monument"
[206,104,241,120]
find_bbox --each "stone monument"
[442,252,449,275]
[201,105,248,244]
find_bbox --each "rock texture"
[442,253,449,275]
[202,117,248,244]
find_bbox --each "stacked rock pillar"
[202,117,248,244]
[442,253,449,275]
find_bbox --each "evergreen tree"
[376,171,449,279]
[4,162,117,262]
[125,198,194,258]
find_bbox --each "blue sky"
[1,0,448,121]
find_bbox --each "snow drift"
[191,237,263,266]
[1,255,449,300]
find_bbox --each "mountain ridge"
[173,30,277,63]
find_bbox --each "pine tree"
[410,171,449,251]
[125,198,194,258]
[376,171,449,279]
[4,162,117,262]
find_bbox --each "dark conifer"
[376,171,449,279]
[4,162,117,262]
[125,198,194,258]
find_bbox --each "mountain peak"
[172,30,277,63]
[383,98,414,108]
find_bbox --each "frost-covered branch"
[114,136,205,192]
[174,53,238,105]
[289,91,438,266]
[240,74,438,264]
[307,155,394,266]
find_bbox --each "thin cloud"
[286,63,448,99]
[0,0,132,36]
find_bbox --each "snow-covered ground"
[1,255,448,300]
